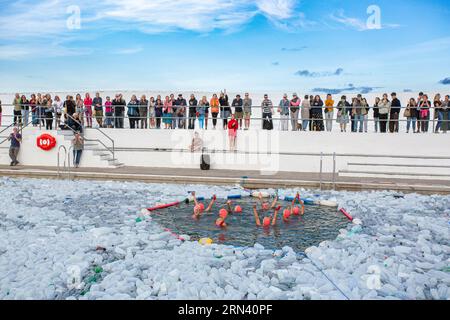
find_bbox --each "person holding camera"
[8,127,22,166]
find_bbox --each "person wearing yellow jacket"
[324,94,335,132]
[210,94,220,129]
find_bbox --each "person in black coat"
[389,92,401,133]
[311,95,324,131]
[188,94,197,130]
[112,94,126,128]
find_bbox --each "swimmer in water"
[253,203,281,228]
[191,191,217,219]
[258,192,278,211]
[291,192,305,216]
[215,200,232,228]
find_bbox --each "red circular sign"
[37,134,57,151]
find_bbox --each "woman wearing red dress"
[228,113,238,151]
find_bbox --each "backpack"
[200,154,210,170]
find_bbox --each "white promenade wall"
[1,128,449,177]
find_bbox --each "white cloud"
[0,0,303,59]
[256,0,296,19]
[113,47,144,55]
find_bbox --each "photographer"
[8,127,22,166]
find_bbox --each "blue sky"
[0,0,449,93]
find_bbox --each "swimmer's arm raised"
[272,206,281,226]
[253,205,261,227]
[270,194,278,209]
[191,191,199,206]
[205,195,216,212]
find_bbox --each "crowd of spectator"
[2,90,449,133]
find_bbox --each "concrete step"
[339,169,450,181]
[346,163,450,175]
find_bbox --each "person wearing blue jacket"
[127,95,140,129]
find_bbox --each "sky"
[0,0,449,93]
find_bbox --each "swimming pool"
[149,197,349,252]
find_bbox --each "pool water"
[150,198,350,252]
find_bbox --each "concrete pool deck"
[1,165,449,194]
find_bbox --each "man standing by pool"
[8,127,22,166]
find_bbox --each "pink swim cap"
[263,217,271,227]
[219,209,228,219]
[198,203,205,211]
[292,206,300,215]
[234,205,242,213]
[194,205,202,213]
[283,209,291,220]
[262,203,270,210]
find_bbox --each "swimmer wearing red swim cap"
[291,192,305,216]
[253,203,281,228]
[282,207,291,222]
[191,192,217,219]
[215,200,232,228]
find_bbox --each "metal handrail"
[0,119,35,146]
[63,113,115,158]
[92,128,115,159]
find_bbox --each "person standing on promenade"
[210,94,220,130]
[75,94,84,127]
[154,95,163,129]
[219,91,231,130]
[93,92,103,128]
[389,92,401,133]
[290,93,300,131]
[336,95,350,132]
[163,96,173,129]
[84,93,93,128]
[113,94,126,129]
[405,98,418,133]
[8,127,22,166]
[324,94,334,132]
[232,94,244,129]
[378,94,390,133]
[373,97,380,133]
[149,96,156,129]
[433,94,443,133]
[311,95,324,131]
[127,95,140,129]
[301,95,310,131]
[20,95,29,126]
[104,96,113,128]
[188,94,198,130]
[53,95,63,128]
[13,93,22,126]
[197,96,209,130]
[139,95,149,129]
[175,94,187,129]
[418,94,431,133]
[278,94,290,131]
[243,93,252,130]
[261,94,274,130]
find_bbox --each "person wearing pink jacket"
[84,93,93,128]
[290,93,301,131]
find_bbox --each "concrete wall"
[2,128,448,177]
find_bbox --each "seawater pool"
[150,197,349,252]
